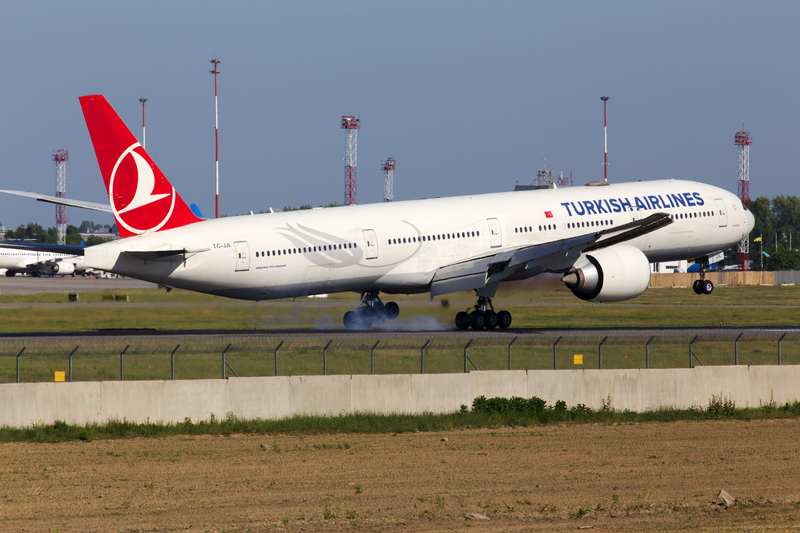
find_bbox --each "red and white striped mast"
[735,127,752,271]
[210,58,221,218]
[138,98,148,149]
[342,116,361,205]
[601,96,609,182]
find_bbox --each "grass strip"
[3,395,799,444]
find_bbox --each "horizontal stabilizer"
[0,190,111,213]
[123,248,210,261]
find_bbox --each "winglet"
[79,95,202,238]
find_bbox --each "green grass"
[2,283,800,332]
[2,396,799,444]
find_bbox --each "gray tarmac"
[0,275,157,295]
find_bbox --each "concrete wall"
[1,366,798,428]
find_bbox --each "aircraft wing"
[0,190,111,213]
[429,212,672,298]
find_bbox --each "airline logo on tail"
[109,143,176,234]
[80,95,201,238]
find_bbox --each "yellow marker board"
[54,371,66,382]
[573,354,583,365]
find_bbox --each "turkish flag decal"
[544,211,553,218]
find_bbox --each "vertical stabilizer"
[79,95,202,238]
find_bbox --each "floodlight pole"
[210,58,221,218]
[139,98,148,149]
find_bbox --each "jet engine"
[53,262,76,275]
[561,244,651,302]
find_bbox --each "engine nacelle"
[53,262,76,275]
[561,244,651,302]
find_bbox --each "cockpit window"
[742,201,749,211]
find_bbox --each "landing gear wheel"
[497,310,512,329]
[470,311,486,330]
[355,306,374,328]
[455,311,470,330]
[343,311,357,330]
[485,311,498,330]
[693,280,703,294]
[701,279,714,295]
[384,301,400,320]
[371,301,386,325]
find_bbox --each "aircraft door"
[234,241,250,271]
[714,198,728,227]
[363,229,378,260]
[487,218,502,248]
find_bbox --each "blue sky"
[1,1,798,229]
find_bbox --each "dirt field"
[1,420,799,532]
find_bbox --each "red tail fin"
[79,95,202,238]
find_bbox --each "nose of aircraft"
[745,204,755,234]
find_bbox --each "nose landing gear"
[343,291,400,329]
[692,261,714,295]
[455,297,512,330]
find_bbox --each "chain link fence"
[1,330,798,384]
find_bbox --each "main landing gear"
[455,297,512,330]
[343,291,400,330]
[692,262,714,295]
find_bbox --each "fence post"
[420,340,429,374]
[171,344,180,380]
[119,345,128,381]
[16,347,25,383]
[778,332,786,365]
[67,346,79,382]
[598,336,608,369]
[689,335,701,368]
[463,339,474,373]
[323,340,332,375]
[222,343,232,379]
[371,340,380,375]
[645,336,654,369]
[508,336,518,370]
[274,341,284,376]
[553,336,562,370]
[734,333,743,366]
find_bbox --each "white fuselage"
[84,179,754,301]
[0,249,83,273]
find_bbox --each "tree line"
[747,195,800,271]
[2,222,116,247]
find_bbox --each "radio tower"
[53,149,69,245]
[341,116,361,205]
[601,96,610,182]
[735,127,752,271]
[210,58,221,218]
[382,157,396,202]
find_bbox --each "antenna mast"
[53,149,69,245]
[342,116,361,205]
[382,157,396,202]
[735,127,752,270]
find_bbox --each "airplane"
[0,242,86,276]
[9,95,755,329]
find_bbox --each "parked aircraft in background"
[0,242,85,276]
[6,95,755,329]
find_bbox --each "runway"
[0,275,157,295]
[1,325,798,343]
